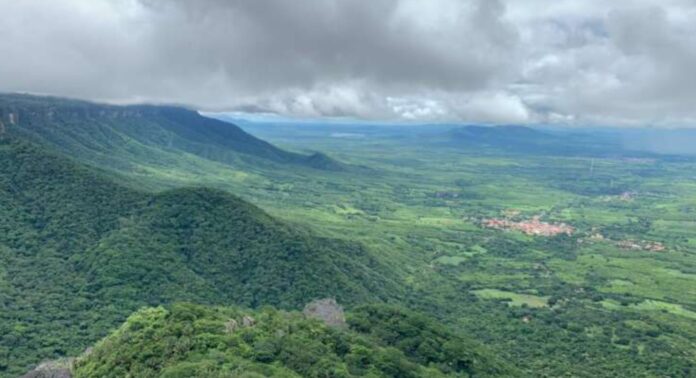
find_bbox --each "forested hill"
[0,135,392,376]
[0,93,343,171]
[53,303,518,378]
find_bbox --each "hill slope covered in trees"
[0,134,394,377]
[69,303,517,377]
[0,94,343,172]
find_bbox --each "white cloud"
[0,0,695,126]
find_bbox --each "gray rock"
[303,298,346,329]
[225,315,256,333]
[224,318,239,333]
[242,315,256,328]
[21,359,74,378]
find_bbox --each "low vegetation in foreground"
[61,303,515,377]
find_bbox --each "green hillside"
[78,186,397,309]
[0,135,395,377]
[0,93,343,172]
[70,303,516,378]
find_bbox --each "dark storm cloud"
[0,0,695,125]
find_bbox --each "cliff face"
[0,110,19,135]
[0,98,185,130]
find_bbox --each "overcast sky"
[1,0,695,126]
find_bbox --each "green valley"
[1,95,695,377]
[4,2,696,377]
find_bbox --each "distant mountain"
[53,303,516,377]
[438,125,622,156]
[0,135,392,377]
[0,93,344,171]
[617,128,696,156]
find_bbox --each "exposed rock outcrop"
[21,358,73,378]
[224,318,239,333]
[303,298,346,328]
[224,314,256,334]
[242,315,256,327]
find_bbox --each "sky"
[1,0,695,127]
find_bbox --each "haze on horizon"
[1,0,695,127]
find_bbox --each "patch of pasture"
[472,289,549,308]
[603,299,696,320]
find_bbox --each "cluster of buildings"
[482,216,574,237]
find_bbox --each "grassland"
[472,289,549,308]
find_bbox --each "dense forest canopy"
[69,303,516,378]
[0,130,397,376]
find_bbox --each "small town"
[482,216,575,237]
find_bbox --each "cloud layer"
[1,0,695,126]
